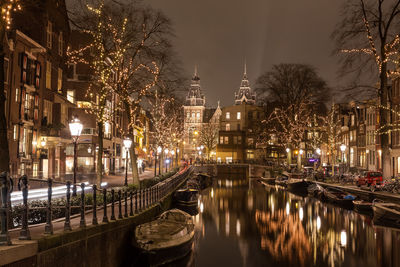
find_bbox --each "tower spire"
[194,64,198,77]
[244,58,247,77]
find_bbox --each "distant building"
[183,67,221,160]
[216,64,263,163]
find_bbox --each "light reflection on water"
[185,176,400,267]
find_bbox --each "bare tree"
[332,0,400,177]
[199,121,218,160]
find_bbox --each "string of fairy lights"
[2,0,21,30]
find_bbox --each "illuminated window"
[67,90,75,103]
[224,136,229,144]
[46,61,51,89]
[13,125,17,141]
[57,68,62,92]
[237,112,241,120]
[226,123,230,131]
[220,136,224,144]
[226,112,230,119]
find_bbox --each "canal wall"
[2,189,177,267]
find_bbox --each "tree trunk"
[0,28,10,173]
[129,144,139,187]
[380,61,390,178]
[96,121,103,186]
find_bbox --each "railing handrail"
[0,166,193,245]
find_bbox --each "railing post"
[118,190,123,219]
[0,172,11,245]
[102,188,108,223]
[110,189,116,220]
[92,184,98,225]
[142,189,145,209]
[64,181,72,231]
[19,175,31,240]
[130,191,133,216]
[145,188,148,208]
[135,190,138,214]
[124,191,128,218]
[80,183,86,228]
[138,190,142,212]
[45,178,53,234]
[150,187,153,205]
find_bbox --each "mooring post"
[118,190,123,219]
[129,191,133,216]
[135,190,138,214]
[102,188,108,223]
[19,175,31,240]
[0,172,11,245]
[64,181,72,231]
[124,191,128,218]
[80,183,86,228]
[92,184,98,225]
[110,189,116,220]
[45,178,53,234]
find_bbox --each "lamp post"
[298,149,303,171]
[286,148,291,166]
[165,148,169,172]
[123,138,132,186]
[69,117,83,196]
[171,150,175,168]
[340,144,346,174]
[157,146,162,175]
[177,148,180,166]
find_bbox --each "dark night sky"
[146,0,345,107]
[67,0,346,107]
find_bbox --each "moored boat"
[260,177,275,185]
[307,183,324,198]
[372,202,400,228]
[134,209,195,266]
[323,189,355,209]
[287,179,311,195]
[353,200,373,214]
[174,188,199,208]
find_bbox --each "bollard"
[64,181,72,231]
[19,175,31,240]
[80,183,86,228]
[124,191,128,218]
[118,190,122,219]
[102,188,108,223]
[135,190,138,214]
[138,190,142,211]
[0,172,11,245]
[110,189,116,220]
[92,185,98,225]
[130,191,133,216]
[45,178,53,234]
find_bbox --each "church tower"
[234,62,256,105]
[183,66,206,159]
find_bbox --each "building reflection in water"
[191,175,400,267]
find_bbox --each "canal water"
[170,174,400,267]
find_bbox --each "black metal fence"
[0,166,192,245]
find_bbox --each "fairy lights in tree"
[2,0,21,29]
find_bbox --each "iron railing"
[0,166,192,245]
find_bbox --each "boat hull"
[373,203,400,228]
[324,190,354,209]
[287,180,311,195]
[353,201,373,215]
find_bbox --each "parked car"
[357,171,383,187]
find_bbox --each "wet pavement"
[170,174,400,267]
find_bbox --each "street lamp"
[40,138,46,147]
[157,146,162,175]
[171,150,175,167]
[316,148,321,155]
[123,138,132,186]
[69,117,83,196]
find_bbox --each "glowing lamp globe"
[69,117,83,138]
[123,138,132,149]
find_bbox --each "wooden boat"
[135,209,195,266]
[307,183,324,198]
[260,177,275,185]
[353,200,373,214]
[196,173,212,189]
[174,188,199,208]
[373,202,400,228]
[275,177,288,187]
[323,189,355,209]
[287,179,311,195]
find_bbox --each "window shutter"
[35,61,41,89]
[21,53,27,83]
